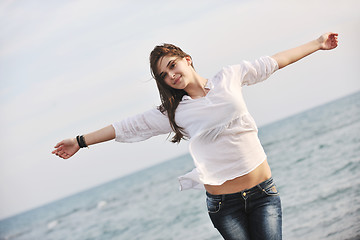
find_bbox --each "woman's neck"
[184,73,208,99]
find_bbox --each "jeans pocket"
[206,197,223,214]
[263,183,279,196]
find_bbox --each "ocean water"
[1,91,359,240]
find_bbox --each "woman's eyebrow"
[166,60,172,67]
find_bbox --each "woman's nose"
[169,72,175,79]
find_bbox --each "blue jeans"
[206,177,282,240]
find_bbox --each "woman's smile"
[173,75,181,85]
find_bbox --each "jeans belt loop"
[256,184,264,192]
[221,194,226,202]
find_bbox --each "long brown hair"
[150,43,194,143]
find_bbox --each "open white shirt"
[112,56,279,190]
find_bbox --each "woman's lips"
[174,76,181,85]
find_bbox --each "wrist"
[76,135,88,148]
[71,138,80,150]
[315,37,324,50]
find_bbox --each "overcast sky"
[0,0,359,219]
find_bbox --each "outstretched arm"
[272,32,338,69]
[52,125,115,159]
[52,108,172,159]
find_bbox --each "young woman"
[52,32,338,240]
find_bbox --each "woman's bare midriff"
[204,159,272,195]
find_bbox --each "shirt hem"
[200,156,267,186]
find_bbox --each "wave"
[97,200,107,209]
[47,220,58,230]
[0,229,31,240]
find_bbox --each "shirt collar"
[182,79,213,101]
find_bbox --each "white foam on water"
[97,201,107,209]
[47,220,58,229]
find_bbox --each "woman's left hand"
[318,32,338,50]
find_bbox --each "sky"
[0,0,359,220]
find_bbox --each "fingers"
[54,141,64,148]
[329,33,339,48]
[61,152,71,159]
[52,145,62,154]
[52,145,69,159]
[53,149,71,159]
[326,32,338,38]
[329,33,338,41]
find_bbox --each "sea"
[1,91,359,240]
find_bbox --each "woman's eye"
[159,73,166,80]
[170,62,176,69]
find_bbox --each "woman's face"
[157,55,193,90]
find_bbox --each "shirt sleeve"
[236,56,279,86]
[112,108,172,143]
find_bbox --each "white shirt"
[112,56,279,190]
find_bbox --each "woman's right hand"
[317,32,338,50]
[52,138,80,159]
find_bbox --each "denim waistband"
[206,177,274,200]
